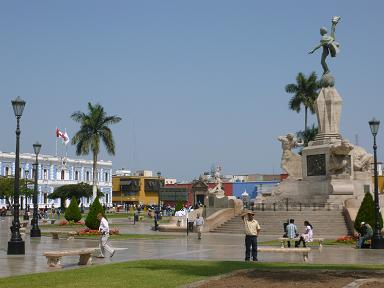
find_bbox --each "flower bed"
[77,227,120,235]
[335,235,356,244]
[59,219,85,226]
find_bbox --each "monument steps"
[210,210,350,238]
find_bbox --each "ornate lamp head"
[369,118,380,137]
[11,96,26,118]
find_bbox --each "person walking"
[44,205,49,219]
[241,211,261,261]
[194,213,204,240]
[56,207,61,220]
[133,208,139,224]
[286,219,298,248]
[97,213,115,258]
[154,208,160,231]
[295,220,313,248]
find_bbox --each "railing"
[251,200,343,211]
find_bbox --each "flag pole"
[55,127,58,157]
[64,129,68,159]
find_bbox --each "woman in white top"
[295,220,313,248]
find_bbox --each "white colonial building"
[0,151,112,208]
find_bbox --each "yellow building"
[112,175,163,205]
[377,175,384,194]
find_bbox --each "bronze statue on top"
[309,16,341,86]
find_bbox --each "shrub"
[354,192,383,233]
[85,197,104,230]
[175,201,183,212]
[64,196,82,222]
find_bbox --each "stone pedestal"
[268,85,372,206]
[313,87,342,145]
[302,144,353,181]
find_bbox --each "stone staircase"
[210,210,351,238]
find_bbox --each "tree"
[85,197,104,230]
[64,196,82,222]
[354,192,383,233]
[296,124,319,147]
[175,201,183,212]
[286,72,320,131]
[0,177,13,206]
[48,183,104,209]
[0,177,34,206]
[71,102,121,200]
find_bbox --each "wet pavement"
[1,216,384,278]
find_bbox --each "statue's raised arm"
[331,16,341,39]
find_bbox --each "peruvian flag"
[56,128,70,145]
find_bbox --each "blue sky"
[0,1,383,181]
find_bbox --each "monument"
[208,166,225,197]
[266,16,373,206]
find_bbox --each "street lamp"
[8,96,26,255]
[30,142,41,237]
[157,171,161,208]
[369,118,384,249]
[23,169,30,220]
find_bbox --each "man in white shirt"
[194,213,204,240]
[241,211,261,261]
[97,213,115,258]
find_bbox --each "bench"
[42,218,56,224]
[278,237,324,248]
[43,248,98,268]
[258,247,311,262]
[50,231,78,240]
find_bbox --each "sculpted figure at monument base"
[353,146,373,172]
[278,133,303,179]
[329,139,354,175]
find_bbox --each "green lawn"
[40,232,179,240]
[76,233,180,240]
[259,239,355,247]
[1,260,383,288]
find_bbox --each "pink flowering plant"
[77,227,120,236]
[335,235,357,244]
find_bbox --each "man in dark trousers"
[241,211,261,261]
[357,222,373,248]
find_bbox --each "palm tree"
[286,72,319,131]
[296,124,318,147]
[71,103,121,199]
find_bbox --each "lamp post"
[8,96,26,255]
[157,171,161,208]
[30,142,41,237]
[23,169,29,220]
[369,118,384,249]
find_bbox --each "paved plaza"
[1,216,384,278]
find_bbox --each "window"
[32,169,36,179]
[86,171,90,181]
[61,170,65,180]
[44,169,48,180]
[5,167,9,176]
[105,172,109,182]
[75,171,79,181]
